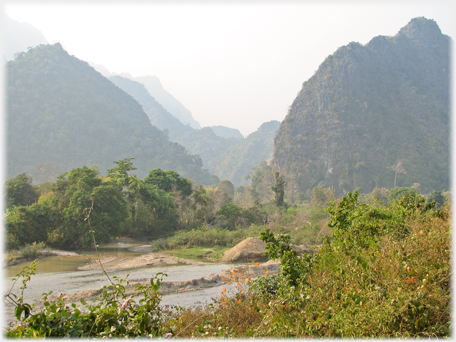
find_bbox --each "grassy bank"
[162,246,230,262]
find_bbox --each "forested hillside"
[109,75,194,140]
[211,121,280,186]
[6,43,218,185]
[106,75,276,186]
[273,17,450,199]
[174,127,241,172]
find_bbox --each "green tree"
[108,161,179,238]
[388,187,416,204]
[215,202,244,229]
[271,172,286,207]
[5,202,59,250]
[49,166,128,249]
[427,190,445,208]
[143,168,192,196]
[107,158,137,188]
[5,173,39,209]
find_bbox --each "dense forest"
[273,17,450,199]
[6,43,218,186]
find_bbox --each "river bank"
[3,257,280,326]
[4,249,80,267]
[76,249,210,272]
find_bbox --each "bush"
[19,242,47,259]
[169,193,451,338]
[5,262,175,338]
[150,223,266,251]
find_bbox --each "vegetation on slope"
[273,17,450,199]
[109,75,194,141]
[211,121,280,186]
[7,43,217,185]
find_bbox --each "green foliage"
[150,223,265,251]
[271,172,286,207]
[260,229,313,287]
[427,190,445,208]
[216,180,235,199]
[49,166,128,249]
[7,43,217,186]
[4,264,173,338]
[5,173,39,209]
[311,183,335,206]
[106,157,137,187]
[144,168,192,196]
[326,190,434,250]
[215,201,260,229]
[249,161,275,204]
[171,191,450,338]
[388,187,416,204]
[18,242,47,259]
[5,202,59,250]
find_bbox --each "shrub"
[19,242,47,259]
[4,263,174,338]
[169,194,451,338]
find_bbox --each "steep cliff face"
[273,17,450,199]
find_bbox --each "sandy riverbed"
[77,250,210,272]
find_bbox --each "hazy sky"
[2,1,455,136]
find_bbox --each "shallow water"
[2,262,239,327]
[3,241,242,326]
[5,241,145,277]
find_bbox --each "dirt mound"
[221,237,317,263]
[221,237,268,263]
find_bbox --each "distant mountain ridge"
[132,75,201,129]
[7,43,218,185]
[208,126,244,139]
[108,75,276,186]
[212,121,280,186]
[109,75,194,140]
[273,17,450,199]
[3,15,49,61]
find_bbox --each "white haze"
[2,1,455,137]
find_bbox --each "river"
[2,242,241,327]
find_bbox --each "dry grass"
[164,205,451,338]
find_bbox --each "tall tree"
[271,172,286,207]
[5,173,39,209]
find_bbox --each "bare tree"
[388,161,406,188]
[31,162,61,184]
